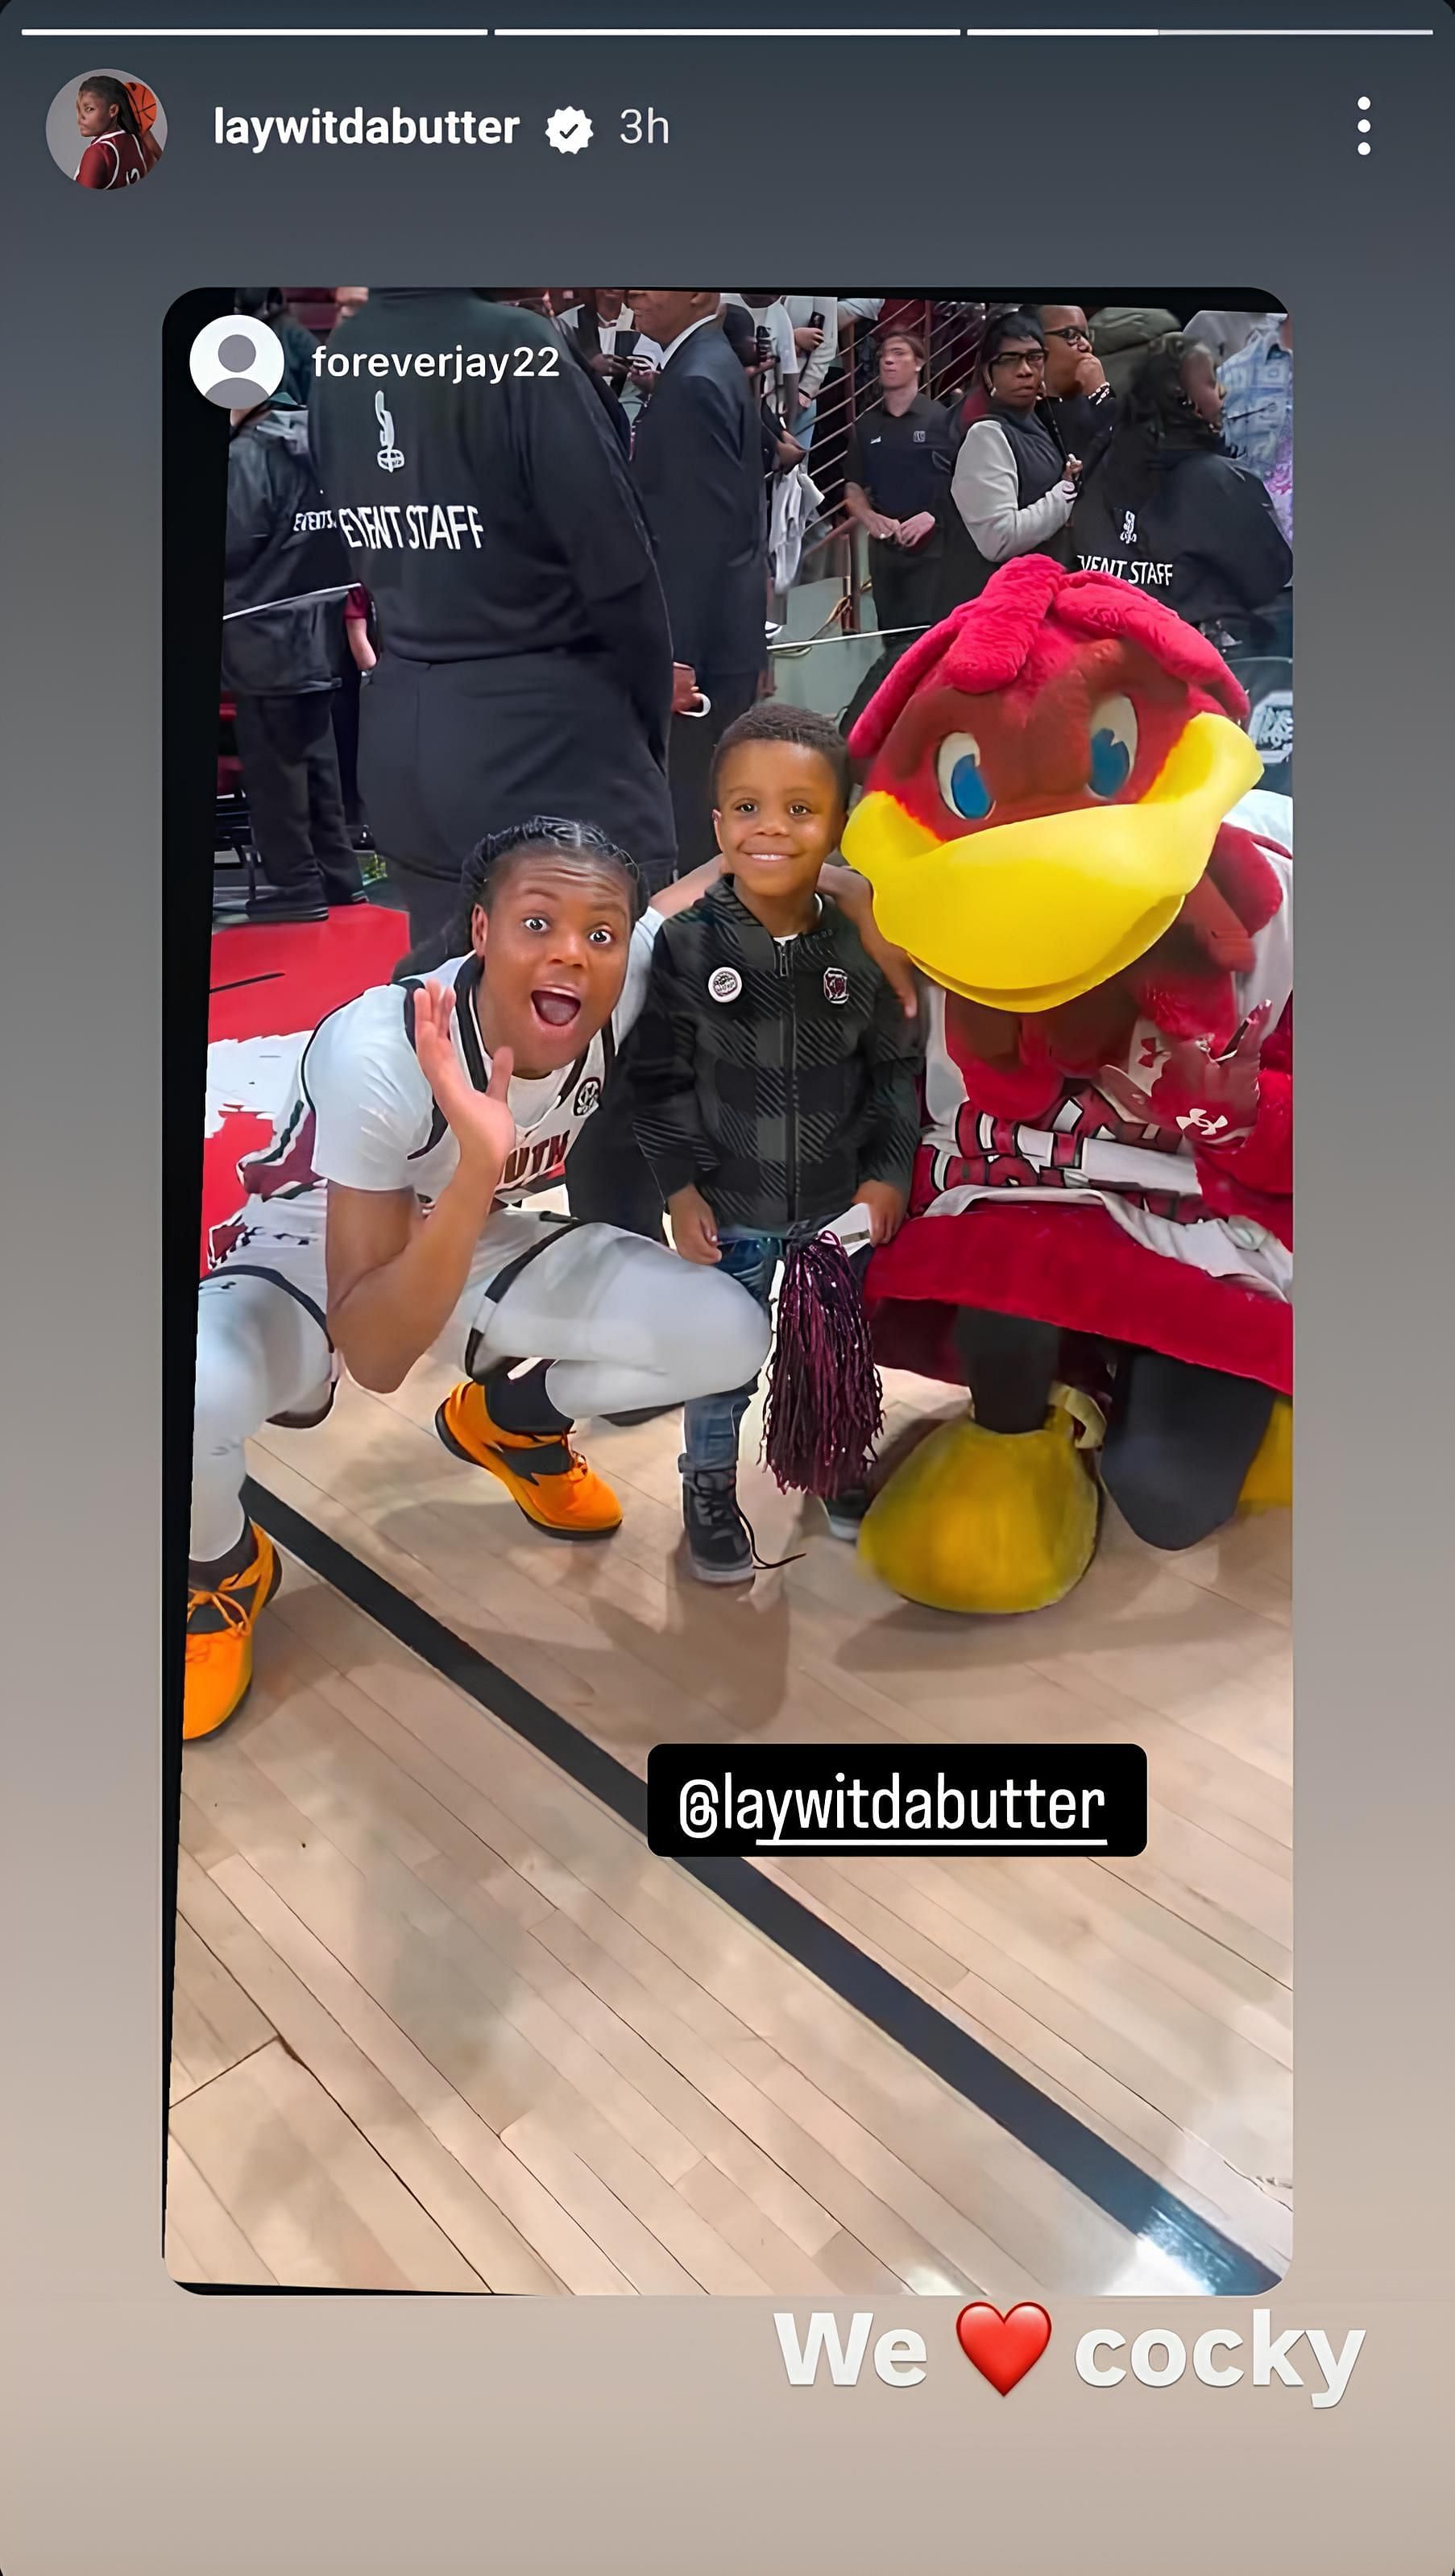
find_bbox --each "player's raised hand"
[411,984,518,1181]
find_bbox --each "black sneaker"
[682,1468,755,1585]
[238,886,330,926]
[823,1486,871,1543]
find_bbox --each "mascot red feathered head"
[843,557,1279,1047]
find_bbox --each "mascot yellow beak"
[841,711,1264,1012]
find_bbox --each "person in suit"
[627,292,769,871]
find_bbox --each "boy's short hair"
[711,702,852,809]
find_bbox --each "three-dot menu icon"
[1357,95,1372,155]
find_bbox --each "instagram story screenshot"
[0,3,1451,2571]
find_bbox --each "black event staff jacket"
[845,392,959,552]
[308,289,674,760]
[629,320,769,687]
[1071,442,1293,635]
[222,400,351,697]
[629,877,922,1236]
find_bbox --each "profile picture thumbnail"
[48,70,166,190]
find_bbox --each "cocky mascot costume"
[842,557,1292,1614]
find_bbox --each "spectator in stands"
[1185,307,1271,366]
[720,303,806,479]
[1071,334,1291,647]
[235,290,317,408]
[723,293,801,428]
[844,330,956,669]
[1218,312,1293,543]
[1038,303,1117,454]
[223,391,363,921]
[556,290,661,379]
[781,296,840,447]
[949,310,1080,591]
[554,292,661,451]
[628,290,769,872]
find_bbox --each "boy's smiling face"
[714,739,847,917]
[470,856,635,1078]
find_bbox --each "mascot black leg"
[1101,1352,1275,1550]
[952,1307,1061,1433]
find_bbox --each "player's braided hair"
[78,74,148,144]
[393,816,643,981]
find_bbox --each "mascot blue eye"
[1087,694,1139,800]
[935,732,994,822]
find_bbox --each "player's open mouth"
[530,987,582,1029]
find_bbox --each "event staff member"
[222,394,363,920]
[309,289,678,948]
[843,330,956,669]
[1070,334,1292,644]
[627,292,769,871]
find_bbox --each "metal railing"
[774,301,988,636]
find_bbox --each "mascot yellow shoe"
[857,1388,1102,1616]
[1237,1397,1292,1512]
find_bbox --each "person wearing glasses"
[948,310,1080,592]
[1038,303,1118,453]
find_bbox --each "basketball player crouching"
[186,815,907,1741]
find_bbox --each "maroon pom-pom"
[761,1235,883,1498]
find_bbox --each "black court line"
[209,972,285,996]
[242,1473,1280,2296]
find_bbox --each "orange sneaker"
[184,1523,282,1741]
[434,1380,623,1539]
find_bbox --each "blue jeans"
[680,1232,785,1475]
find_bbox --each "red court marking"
[201,903,408,1273]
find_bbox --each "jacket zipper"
[777,939,799,1224]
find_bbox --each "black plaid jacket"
[630,877,922,1235]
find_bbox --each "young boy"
[187,813,904,1740]
[629,706,923,1583]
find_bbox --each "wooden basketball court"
[168,1294,1291,2298]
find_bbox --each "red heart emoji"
[955,2301,1052,2394]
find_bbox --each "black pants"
[839,542,947,737]
[233,691,363,905]
[868,536,946,654]
[360,650,678,897]
[331,658,365,829]
[951,1307,1275,1553]
[563,1038,664,1240]
[667,671,761,876]
[377,852,460,952]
